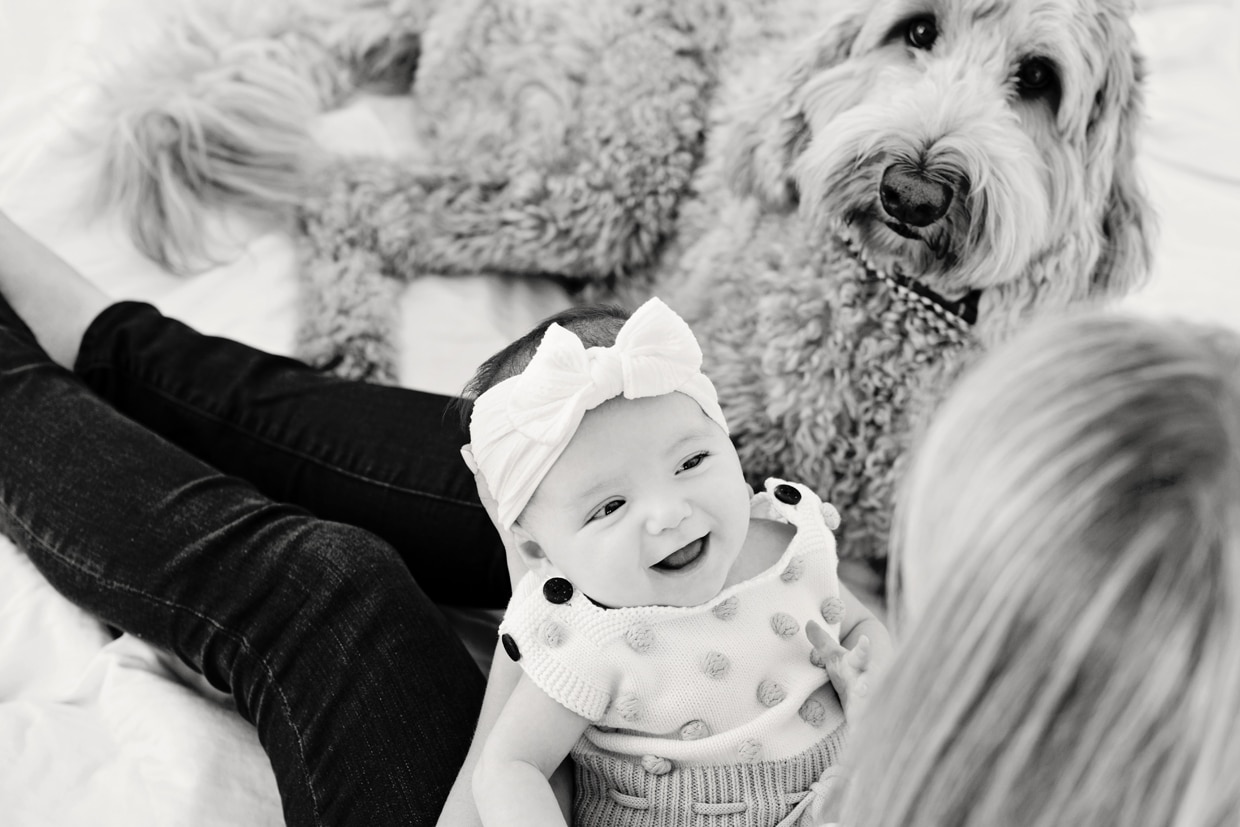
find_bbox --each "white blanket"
[0,1,1238,824]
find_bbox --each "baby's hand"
[806,620,873,721]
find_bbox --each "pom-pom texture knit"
[499,479,845,773]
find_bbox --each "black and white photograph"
[0,0,1237,825]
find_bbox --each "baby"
[467,298,888,827]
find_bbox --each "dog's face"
[729,0,1151,315]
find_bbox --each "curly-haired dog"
[667,0,1151,563]
[86,0,828,375]
[86,0,1150,566]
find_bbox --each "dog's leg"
[294,158,417,383]
[296,240,404,385]
[289,0,725,379]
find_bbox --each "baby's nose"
[645,499,692,534]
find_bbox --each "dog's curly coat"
[88,0,1151,564]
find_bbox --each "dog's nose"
[879,166,953,227]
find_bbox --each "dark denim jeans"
[0,299,509,827]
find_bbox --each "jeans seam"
[78,358,484,510]
[0,497,326,827]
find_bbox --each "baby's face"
[517,392,752,608]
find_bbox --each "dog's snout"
[879,166,953,227]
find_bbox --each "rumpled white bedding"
[0,0,1237,824]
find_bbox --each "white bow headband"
[469,298,729,530]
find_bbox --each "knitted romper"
[499,479,849,827]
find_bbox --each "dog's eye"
[904,16,939,50]
[1016,57,1061,105]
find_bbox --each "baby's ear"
[511,524,553,573]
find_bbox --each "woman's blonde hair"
[845,312,1240,827]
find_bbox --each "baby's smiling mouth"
[652,536,708,573]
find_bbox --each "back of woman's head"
[847,312,1240,827]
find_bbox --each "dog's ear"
[1088,51,1154,298]
[724,11,865,211]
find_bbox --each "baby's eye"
[588,499,625,522]
[679,451,710,472]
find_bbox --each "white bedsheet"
[0,1,1238,824]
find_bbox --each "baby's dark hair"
[455,304,631,429]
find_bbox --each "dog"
[663,0,1151,564]
[723,0,1148,322]
[85,0,1151,566]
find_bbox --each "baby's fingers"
[806,619,846,662]
[846,635,873,672]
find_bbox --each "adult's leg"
[0,297,485,826]
[0,210,508,609]
[74,302,510,608]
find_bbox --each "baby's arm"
[441,448,575,827]
[807,581,893,719]
[438,645,527,827]
[837,581,893,670]
[473,674,591,827]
